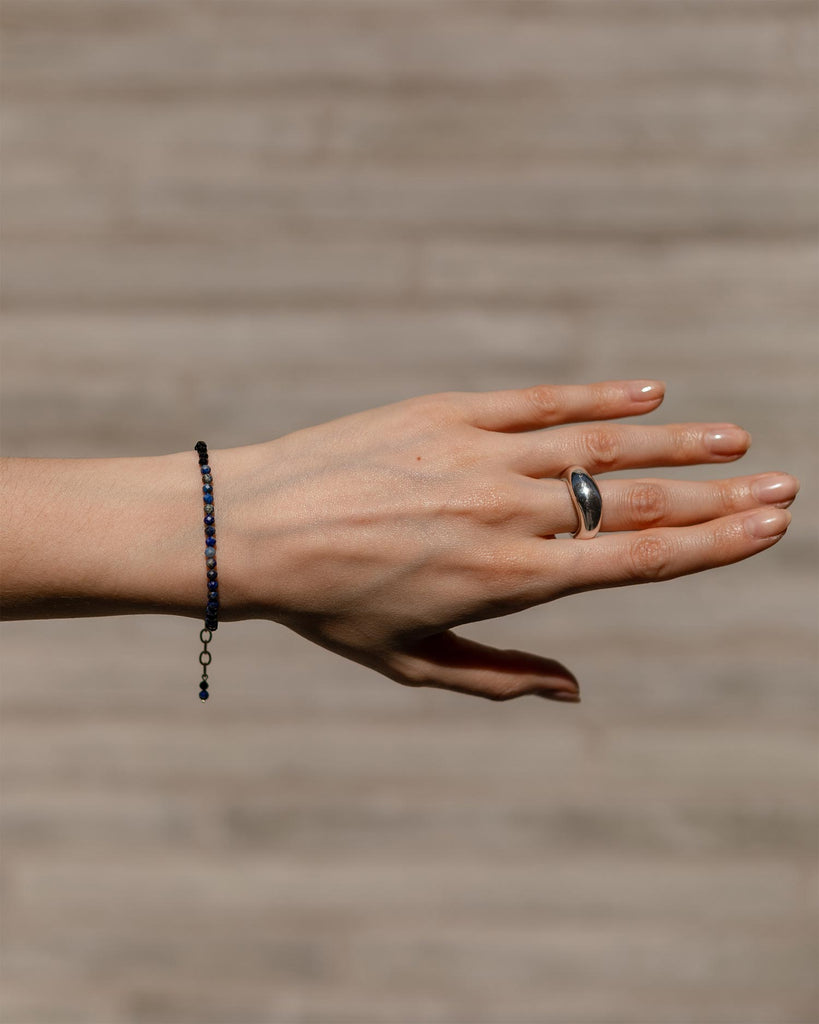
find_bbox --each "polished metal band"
[562,466,602,539]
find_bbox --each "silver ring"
[561,466,602,539]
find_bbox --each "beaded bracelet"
[195,441,218,702]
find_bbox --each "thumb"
[395,630,580,703]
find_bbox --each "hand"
[219,380,798,703]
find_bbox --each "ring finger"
[522,471,799,537]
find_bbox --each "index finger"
[459,380,665,432]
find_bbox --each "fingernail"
[745,507,791,539]
[629,380,665,402]
[751,473,800,505]
[545,690,581,703]
[705,425,751,455]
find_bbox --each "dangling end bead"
[199,689,210,701]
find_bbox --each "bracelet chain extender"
[194,441,218,701]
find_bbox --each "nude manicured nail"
[751,474,800,505]
[546,690,581,703]
[629,380,665,402]
[745,508,791,539]
[705,426,750,455]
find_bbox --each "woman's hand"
[219,380,798,703]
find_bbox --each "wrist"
[122,442,290,625]
[119,446,256,623]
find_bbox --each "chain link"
[199,629,212,686]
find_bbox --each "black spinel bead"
[205,525,216,536]
[207,569,217,580]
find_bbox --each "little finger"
[522,507,792,600]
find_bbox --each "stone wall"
[1,3,816,1021]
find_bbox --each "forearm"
[0,451,215,620]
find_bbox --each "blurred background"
[1,2,817,1022]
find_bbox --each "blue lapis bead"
[203,493,213,503]
[208,580,219,591]
[207,601,219,613]
[200,464,210,475]
[206,557,216,569]
[205,549,216,560]
[204,514,215,525]
[199,689,210,701]
[205,526,216,536]
[207,570,217,580]
[202,483,213,494]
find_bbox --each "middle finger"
[510,421,751,477]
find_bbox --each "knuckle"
[442,428,486,473]
[524,385,563,424]
[629,533,675,581]
[465,546,509,592]
[459,547,530,611]
[590,381,626,415]
[629,483,669,527]
[408,391,463,424]
[715,515,746,547]
[672,426,701,459]
[584,426,620,469]
[718,481,745,515]
[469,482,522,525]
[390,655,432,689]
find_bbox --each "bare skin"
[0,380,798,703]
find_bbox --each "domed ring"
[561,466,602,539]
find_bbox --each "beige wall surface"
[1,3,817,1022]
